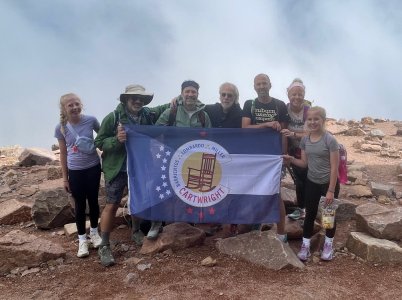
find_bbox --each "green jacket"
[95,102,168,182]
[155,98,211,128]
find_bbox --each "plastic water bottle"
[338,145,348,184]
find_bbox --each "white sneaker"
[89,232,102,249]
[321,242,334,261]
[77,240,89,258]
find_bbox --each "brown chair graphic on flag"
[186,153,217,192]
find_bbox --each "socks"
[100,232,110,246]
[78,234,87,242]
[325,236,334,244]
[90,227,99,235]
[302,237,311,247]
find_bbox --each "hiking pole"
[286,165,297,183]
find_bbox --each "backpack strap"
[113,110,120,134]
[250,99,256,124]
[66,123,79,139]
[167,106,177,126]
[141,107,156,125]
[303,105,309,122]
[197,111,206,128]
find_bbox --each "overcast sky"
[1,0,401,148]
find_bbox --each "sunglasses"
[127,97,145,103]
[220,93,234,98]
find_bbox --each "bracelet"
[293,132,296,137]
[328,189,335,193]
[63,180,68,182]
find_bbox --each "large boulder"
[31,187,75,229]
[140,222,206,255]
[0,230,66,274]
[216,230,304,270]
[18,147,56,167]
[355,203,402,241]
[0,199,32,225]
[346,232,402,264]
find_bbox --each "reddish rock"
[0,199,32,225]
[0,230,66,274]
[140,222,205,254]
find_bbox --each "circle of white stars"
[155,145,172,199]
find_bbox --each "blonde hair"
[308,106,326,120]
[305,106,327,132]
[59,93,82,135]
[219,82,239,104]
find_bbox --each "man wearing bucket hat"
[95,84,168,267]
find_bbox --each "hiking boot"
[77,240,89,258]
[147,221,162,240]
[288,208,305,220]
[89,232,102,249]
[321,242,334,261]
[98,245,115,267]
[297,243,311,261]
[132,230,145,246]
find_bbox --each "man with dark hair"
[156,80,211,127]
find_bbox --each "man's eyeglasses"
[221,93,234,98]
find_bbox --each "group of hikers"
[55,73,341,267]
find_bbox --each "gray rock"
[370,182,394,197]
[369,129,385,138]
[216,230,304,270]
[31,187,75,229]
[18,147,56,167]
[346,232,402,264]
[355,203,402,241]
[336,198,358,221]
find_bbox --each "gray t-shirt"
[300,132,339,184]
[54,115,100,170]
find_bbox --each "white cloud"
[0,0,401,148]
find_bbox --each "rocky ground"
[0,119,401,300]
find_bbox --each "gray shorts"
[105,172,128,205]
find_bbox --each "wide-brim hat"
[120,84,154,105]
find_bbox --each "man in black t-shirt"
[242,73,289,243]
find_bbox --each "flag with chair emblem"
[125,125,282,224]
